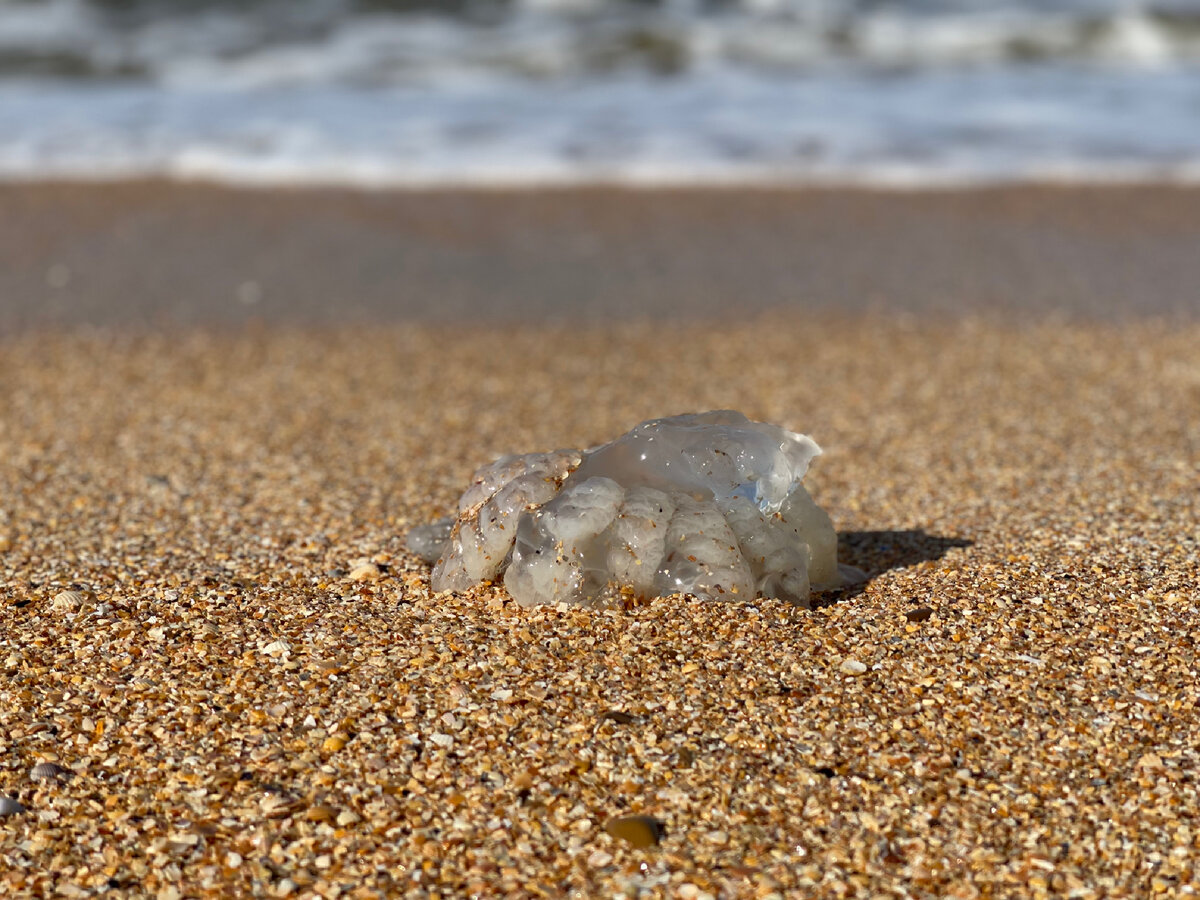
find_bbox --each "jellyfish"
[407,411,862,608]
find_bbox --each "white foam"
[2,1,1200,187]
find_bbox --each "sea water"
[2,0,1199,186]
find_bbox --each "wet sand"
[3,181,1199,331]
[1,185,1199,897]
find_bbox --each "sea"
[2,0,1200,187]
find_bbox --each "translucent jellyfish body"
[407,411,860,608]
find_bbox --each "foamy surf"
[2,0,1200,187]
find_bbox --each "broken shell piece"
[262,639,292,657]
[0,797,26,816]
[604,814,666,848]
[305,804,338,823]
[349,562,383,582]
[30,762,71,781]
[51,590,95,613]
[408,411,862,608]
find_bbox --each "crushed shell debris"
[0,321,1198,897]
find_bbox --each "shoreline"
[4,180,1199,332]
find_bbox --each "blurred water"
[1,0,1199,185]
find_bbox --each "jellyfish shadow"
[815,529,974,607]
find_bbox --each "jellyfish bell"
[407,411,863,608]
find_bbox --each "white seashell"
[0,796,26,816]
[839,658,869,676]
[263,639,292,656]
[51,590,94,613]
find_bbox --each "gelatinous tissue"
[406,411,864,608]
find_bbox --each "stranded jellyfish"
[407,411,862,608]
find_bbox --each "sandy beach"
[1,185,1199,897]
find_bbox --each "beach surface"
[4,182,1200,331]
[1,185,1199,898]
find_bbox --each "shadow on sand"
[815,529,974,607]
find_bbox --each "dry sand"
[1,311,1198,897]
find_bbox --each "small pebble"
[349,562,382,582]
[604,814,665,849]
[839,658,868,676]
[1138,752,1164,772]
[0,797,25,816]
[905,607,934,622]
[586,849,613,868]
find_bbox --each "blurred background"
[3,0,1200,187]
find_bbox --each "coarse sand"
[1,317,1198,897]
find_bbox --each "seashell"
[51,589,95,613]
[30,762,70,781]
[0,796,26,816]
[305,804,338,823]
[262,639,292,656]
[260,795,299,819]
[599,710,637,725]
